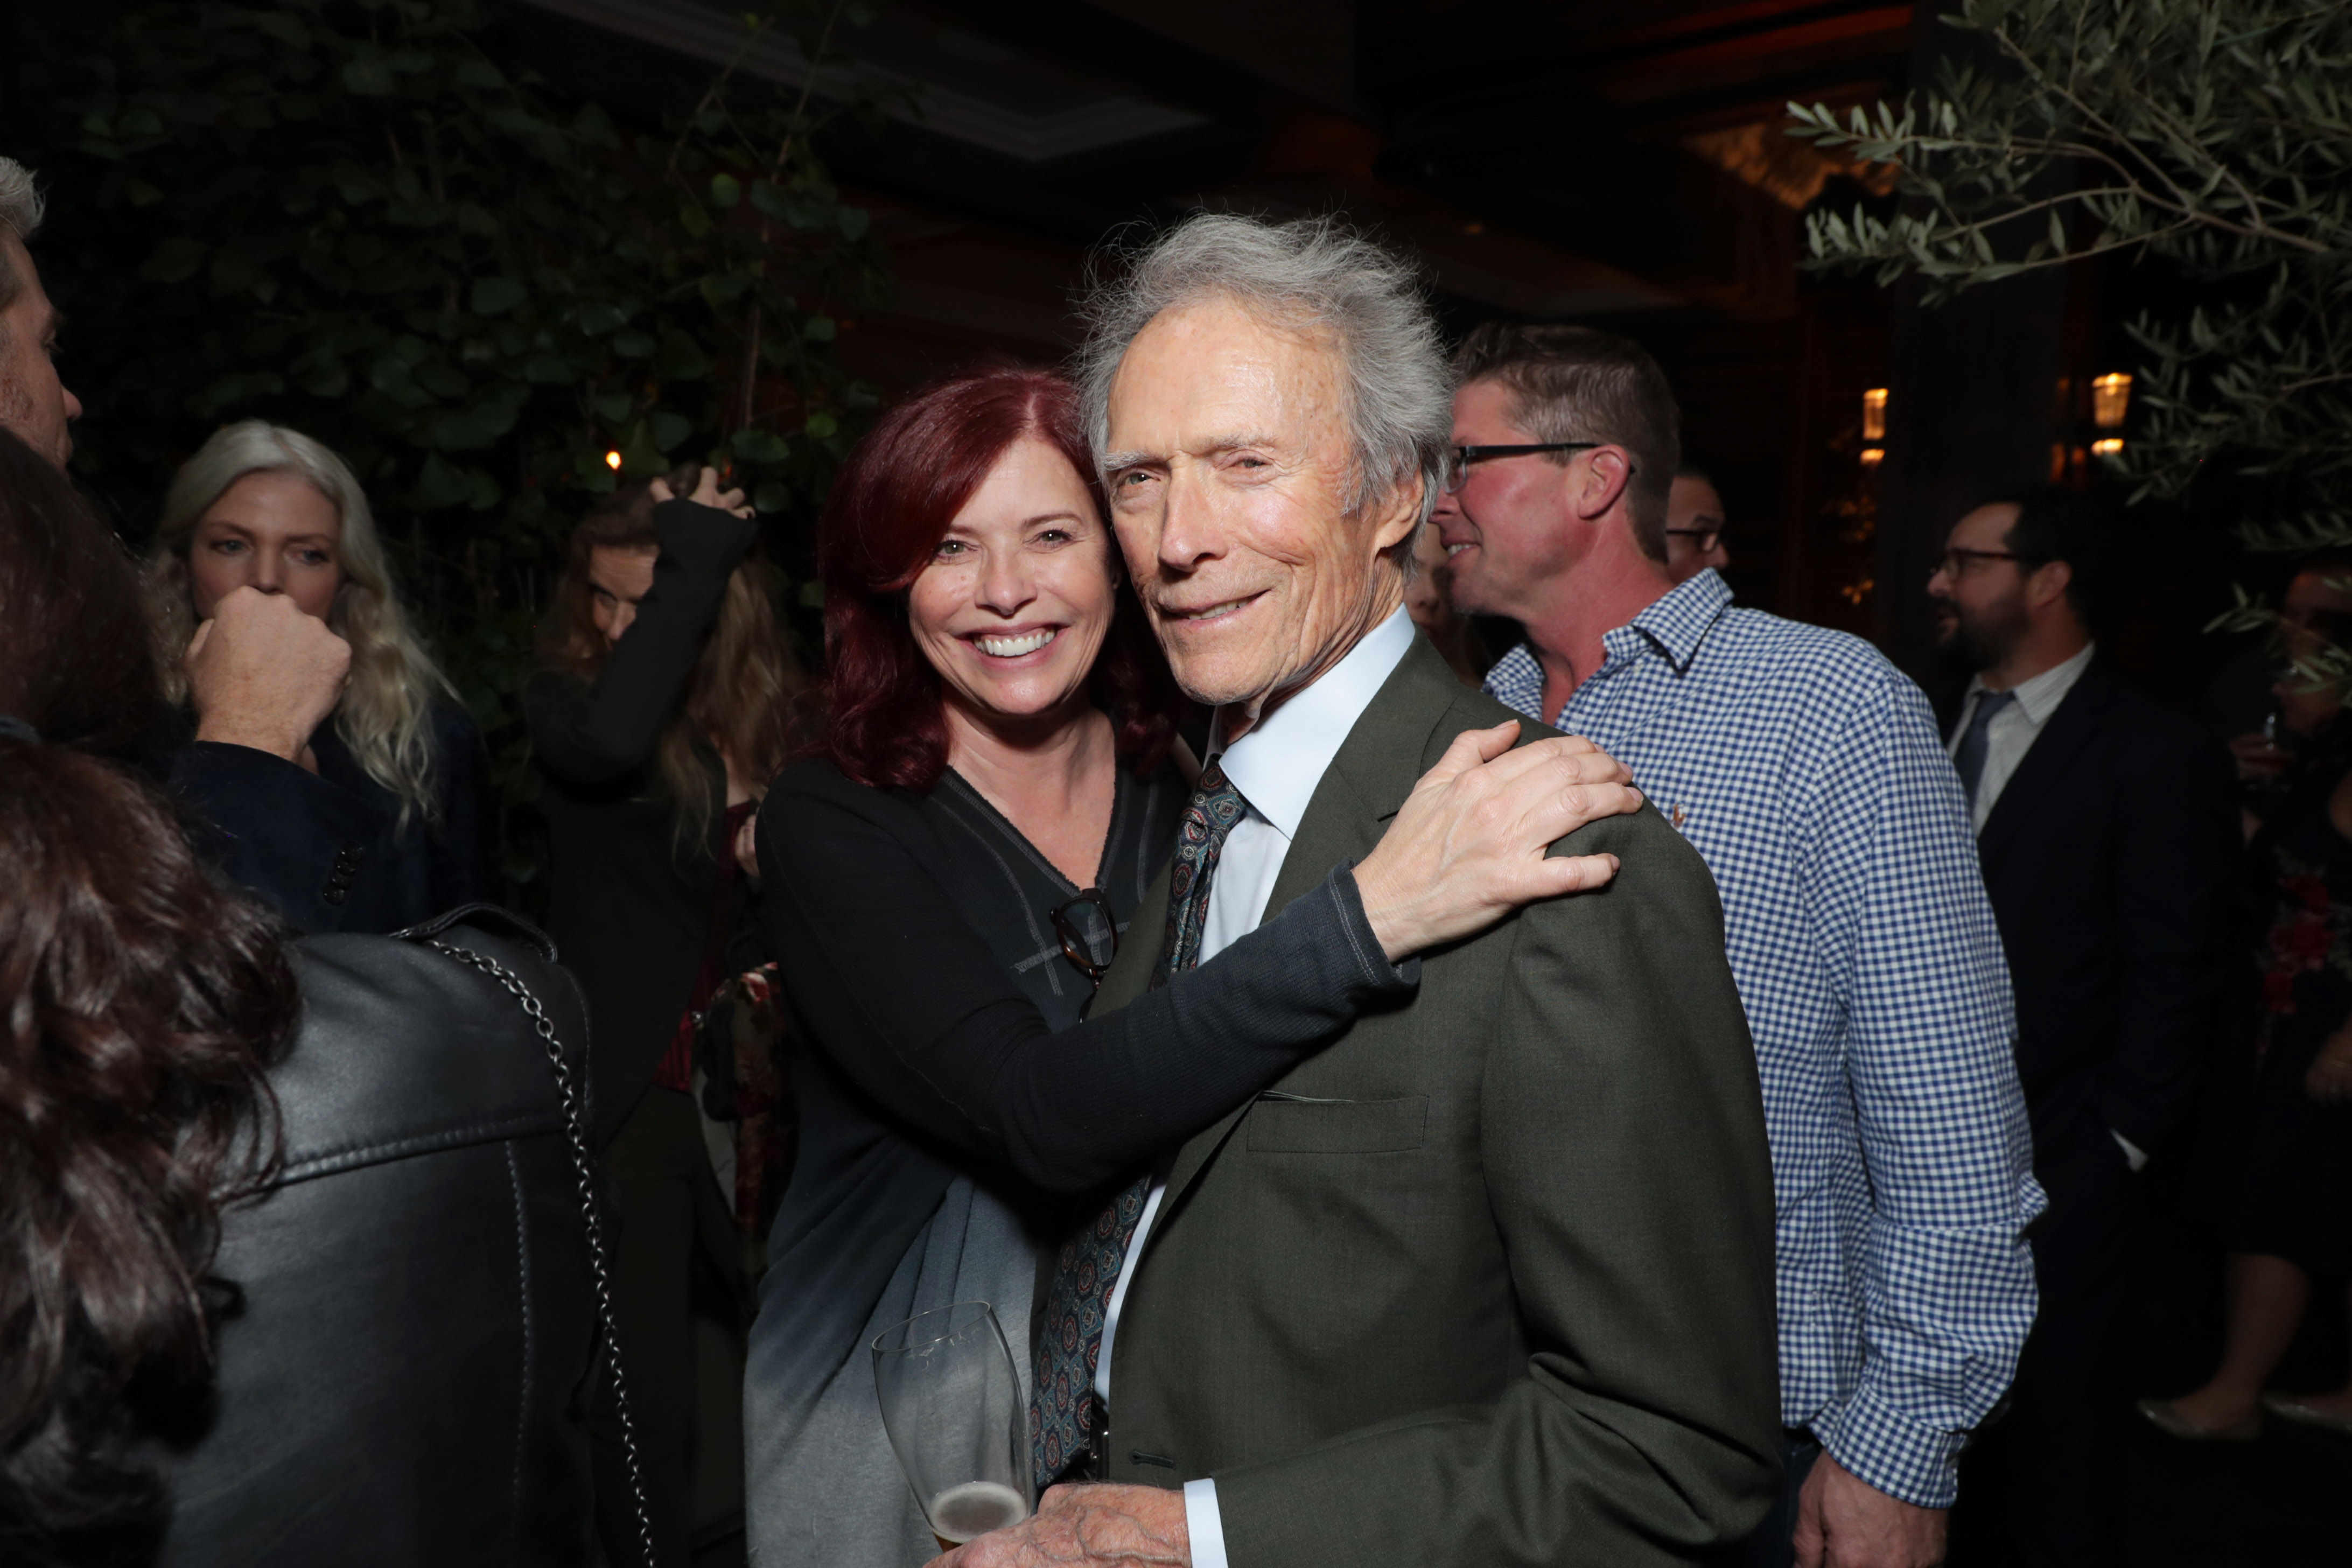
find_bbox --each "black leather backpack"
[137,907,647,1566]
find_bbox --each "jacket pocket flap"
[1246,1094,1428,1153]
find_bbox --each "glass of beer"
[871,1300,1032,1554]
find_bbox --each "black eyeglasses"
[1050,888,1119,1016]
[1935,547,2026,577]
[1444,442,1606,494]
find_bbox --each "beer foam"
[929,1480,1029,1544]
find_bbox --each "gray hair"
[146,421,457,827]
[1075,212,1453,537]
[0,156,44,327]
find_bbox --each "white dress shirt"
[1949,641,2096,833]
[1945,641,2146,1171]
[1089,606,1417,1568]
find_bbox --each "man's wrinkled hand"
[929,1484,1188,1568]
[1793,1452,1946,1568]
[186,586,351,764]
[1353,720,1643,960]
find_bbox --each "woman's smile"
[969,625,1062,661]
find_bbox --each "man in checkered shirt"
[1438,323,2043,1568]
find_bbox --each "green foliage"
[37,0,890,892]
[1789,0,2351,550]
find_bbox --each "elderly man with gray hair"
[0,157,81,466]
[943,213,1780,1568]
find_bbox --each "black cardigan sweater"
[526,499,758,1145]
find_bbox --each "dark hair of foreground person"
[809,363,1185,790]
[0,426,162,758]
[0,424,296,1553]
[0,743,295,1556]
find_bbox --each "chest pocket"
[1245,1094,1429,1153]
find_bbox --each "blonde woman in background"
[146,419,487,930]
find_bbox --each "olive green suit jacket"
[1090,636,1782,1567]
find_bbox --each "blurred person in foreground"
[746,362,1645,1565]
[1664,460,1731,585]
[1438,322,2041,1568]
[528,461,796,1566]
[2144,554,2352,1444]
[0,423,598,1567]
[0,153,412,930]
[946,214,1778,1568]
[145,419,489,930]
[1925,489,2236,1565]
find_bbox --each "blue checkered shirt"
[1486,570,2043,1509]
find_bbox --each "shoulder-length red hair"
[811,364,1184,793]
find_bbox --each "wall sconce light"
[2091,437,2124,457]
[1861,387,1888,442]
[1859,446,1885,468]
[604,450,624,470]
[2092,373,2131,430]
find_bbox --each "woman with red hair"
[742,366,1637,1565]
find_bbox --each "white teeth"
[976,629,1056,657]
[1190,599,1248,621]
[1446,543,1471,557]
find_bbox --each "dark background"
[495,0,2267,705]
[4,0,2271,701]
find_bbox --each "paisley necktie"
[1028,761,1248,1488]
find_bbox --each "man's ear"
[2027,557,2074,613]
[1368,473,1428,556]
[1573,447,1635,522]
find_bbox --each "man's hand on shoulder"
[933,1484,1187,1568]
[186,586,350,764]
[1793,1453,1947,1568]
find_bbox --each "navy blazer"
[1944,661,2238,1152]
[165,702,489,934]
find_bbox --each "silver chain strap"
[425,940,659,1568]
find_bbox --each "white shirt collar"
[1968,640,2096,727]
[1207,606,1417,841]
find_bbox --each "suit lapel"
[1152,635,1465,1226]
[1976,662,2115,866]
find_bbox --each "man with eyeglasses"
[1928,490,2235,1567]
[1439,322,2042,1568]
[1665,461,1731,584]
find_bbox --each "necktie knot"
[1160,761,1249,981]
[1955,688,2017,809]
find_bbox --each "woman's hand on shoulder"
[1352,720,1641,961]
[650,465,753,520]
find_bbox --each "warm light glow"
[2092,437,2125,457]
[1861,387,1888,442]
[2092,372,2131,430]
[1859,446,1885,467]
[604,450,623,470]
